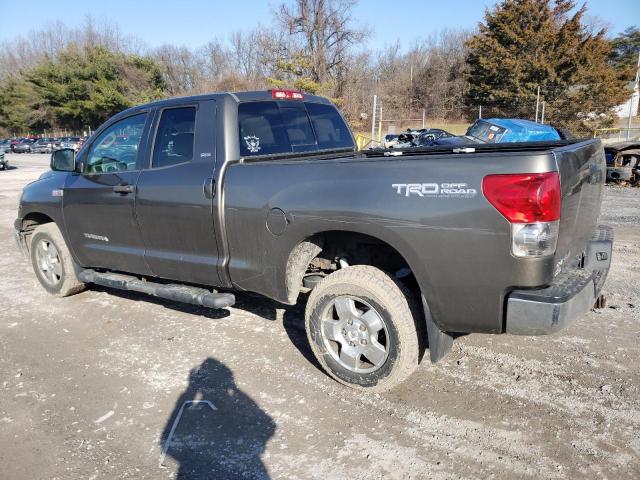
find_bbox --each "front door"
[63,112,151,275]
[134,100,221,286]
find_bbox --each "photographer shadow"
[161,358,276,479]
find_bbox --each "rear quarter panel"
[224,151,559,334]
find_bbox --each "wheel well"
[19,213,54,252]
[286,231,416,304]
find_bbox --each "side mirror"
[50,148,76,172]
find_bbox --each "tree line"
[0,0,638,137]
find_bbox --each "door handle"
[113,184,136,194]
[203,177,215,199]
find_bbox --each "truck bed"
[224,138,605,334]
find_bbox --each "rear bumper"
[505,225,612,335]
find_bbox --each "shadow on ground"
[161,358,276,479]
[92,286,327,376]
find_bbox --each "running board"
[78,269,235,309]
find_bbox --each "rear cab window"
[238,100,354,158]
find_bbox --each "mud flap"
[421,294,453,363]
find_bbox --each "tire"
[30,223,85,297]
[305,265,421,391]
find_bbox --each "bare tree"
[275,0,367,93]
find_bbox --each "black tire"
[305,265,421,391]
[30,223,85,297]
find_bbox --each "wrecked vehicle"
[386,128,456,148]
[604,141,640,184]
[432,118,564,146]
[15,90,612,391]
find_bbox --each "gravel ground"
[0,153,638,479]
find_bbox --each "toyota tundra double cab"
[15,90,612,391]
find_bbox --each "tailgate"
[553,139,606,274]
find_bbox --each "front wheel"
[30,223,85,297]
[305,265,421,391]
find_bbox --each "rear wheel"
[305,265,421,391]
[30,223,85,297]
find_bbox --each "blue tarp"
[482,118,561,142]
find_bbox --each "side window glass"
[85,114,146,174]
[238,101,291,156]
[280,107,316,148]
[152,107,197,168]
[305,102,354,149]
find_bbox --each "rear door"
[63,112,151,275]
[134,100,222,286]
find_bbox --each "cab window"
[85,114,146,174]
[305,102,353,149]
[238,101,291,156]
[152,107,197,168]
[238,100,355,157]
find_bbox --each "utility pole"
[479,105,482,119]
[422,109,426,129]
[410,63,414,112]
[626,50,640,140]
[371,95,377,142]
[377,105,383,142]
[535,86,540,123]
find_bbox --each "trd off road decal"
[244,136,261,153]
[392,183,477,198]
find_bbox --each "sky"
[0,0,638,51]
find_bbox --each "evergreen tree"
[0,76,45,135]
[465,0,628,135]
[0,44,166,134]
[26,45,166,131]
[609,27,640,72]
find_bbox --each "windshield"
[466,121,506,143]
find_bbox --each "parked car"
[31,138,57,154]
[12,139,35,153]
[0,139,12,153]
[10,138,26,151]
[0,149,7,170]
[604,141,640,184]
[14,90,612,391]
[58,136,83,152]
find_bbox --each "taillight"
[483,172,561,257]
[271,89,304,100]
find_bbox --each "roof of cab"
[115,90,333,118]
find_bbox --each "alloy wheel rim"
[35,239,62,286]
[320,295,390,373]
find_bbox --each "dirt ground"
[0,153,638,480]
